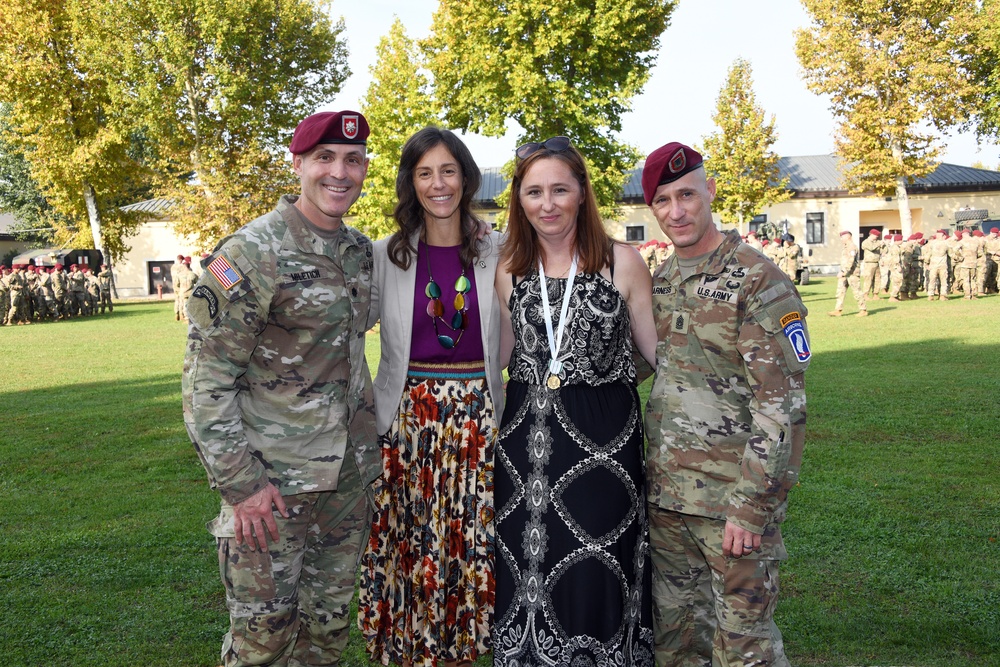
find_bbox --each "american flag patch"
[207,255,243,289]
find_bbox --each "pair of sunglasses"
[515,135,572,160]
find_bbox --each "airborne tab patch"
[781,312,811,362]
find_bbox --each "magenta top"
[410,242,485,363]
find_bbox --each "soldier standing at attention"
[780,233,802,283]
[97,264,114,314]
[830,230,868,316]
[172,254,186,321]
[67,264,87,316]
[182,110,380,667]
[958,230,981,299]
[948,231,963,295]
[985,227,1000,293]
[641,142,809,667]
[972,230,989,296]
[861,228,883,299]
[51,264,68,319]
[6,264,31,324]
[0,266,10,324]
[925,230,950,300]
[175,257,197,321]
[887,234,905,302]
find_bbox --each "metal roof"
[120,198,174,214]
[115,158,1000,214]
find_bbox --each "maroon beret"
[641,142,704,206]
[288,111,369,154]
[973,230,984,237]
[954,231,963,239]
[840,230,852,236]
[893,234,902,241]
[869,229,880,235]
[990,227,999,234]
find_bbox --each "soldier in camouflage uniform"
[860,228,883,299]
[6,264,31,324]
[829,230,867,316]
[957,230,981,299]
[972,230,989,296]
[948,232,963,294]
[904,233,922,299]
[174,259,197,322]
[67,264,87,316]
[887,234,905,301]
[84,267,101,313]
[0,266,10,324]
[97,264,115,313]
[182,110,380,667]
[641,142,809,667]
[925,230,950,300]
[51,264,68,319]
[985,227,1000,293]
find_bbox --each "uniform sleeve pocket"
[754,295,811,377]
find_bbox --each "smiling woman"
[357,127,505,667]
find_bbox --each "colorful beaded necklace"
[425,246,471,349]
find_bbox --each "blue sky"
[323,0,1000,170]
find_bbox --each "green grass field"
[1,281,998,666]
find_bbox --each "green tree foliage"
[698,59,790,231]
[355,18,440,241]
[424,0,677,221]
[0,0,152,261]
[0,104,59,238]
[968,0,1000,150]
[91,0,351,249]
[796,0,976,237]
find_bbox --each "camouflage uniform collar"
[657,229,740,283]
[278,195,355,255]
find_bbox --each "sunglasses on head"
[515,135,572,160]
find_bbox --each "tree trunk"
[891,141,913,238]
[83,181,105,259]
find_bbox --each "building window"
[749,214,767,235]
[625,224,646,243]
[806,212,825,244]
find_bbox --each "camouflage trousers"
[99,290,113,313]
[834,272,866,312]
[648,506,789,667]
[888,266,904,298]
[209,459,369,667]
[957,267,978,298]
[926,261,948,298]
[860,262,880,296]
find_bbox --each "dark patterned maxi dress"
[493,270,654,667]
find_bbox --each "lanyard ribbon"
[538,254,578,378]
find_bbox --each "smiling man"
[182,110,380,667]
[641,142,810,667]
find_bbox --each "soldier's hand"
[233,484,289,552]
[723,520,761,559]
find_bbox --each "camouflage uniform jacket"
[182,195,379,505]
[51,270,67,295]
[861,236,883,263]
[97,269,113,292]
[840,239,860,276]
[959,236,980,269]
[68,270,86,293]
[644,230,810,535]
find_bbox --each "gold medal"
[547,374,562,390]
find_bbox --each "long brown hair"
[387,127,485,270]
[501,144,612,277]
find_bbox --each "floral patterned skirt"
[358,360,497,667]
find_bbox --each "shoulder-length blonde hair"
[501,143,612,277]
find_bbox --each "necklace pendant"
[546,373,562,390]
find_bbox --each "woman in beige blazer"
[358,127,503,667]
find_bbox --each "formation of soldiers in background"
[0,262,115,325]
[638,225,1000,301]
[639,231,806,283]
[857,225,1000,300]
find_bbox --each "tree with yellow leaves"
[0,0,152,261]
[796,0,977,237]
